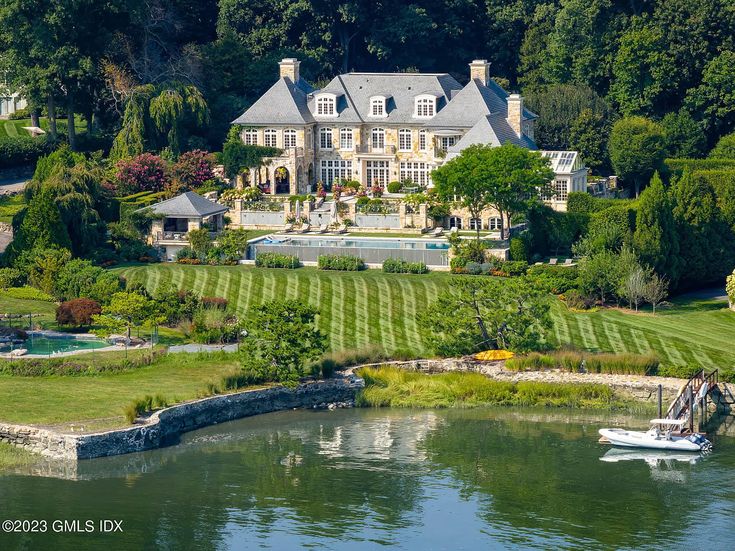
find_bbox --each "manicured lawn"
[116,264,452,356]
[0,194,26,224]
[550,298,735,374]
[0,352,240,429]
[0,117,87,139]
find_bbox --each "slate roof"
[232,68,539,149]
[142,191,229,218]
[232,78,315,125]
[446,115,538,159]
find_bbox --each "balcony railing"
[355,144,397,155]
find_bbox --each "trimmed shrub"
[201,296,228,309]
[0,136,55,169]
[387,181,402,193]
[527,264,579,294]
[509,237,528,262]
[382,258,429,274]
[255,252,300,268]
[563,289,595,310]
[318,254,365,271]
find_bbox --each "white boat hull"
[598,428,704,452]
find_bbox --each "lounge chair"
[449,226,459,235]
[549,258,558,265]
[300,223,311,233]
[563,258,574,266]
[431,227,444,237]
[319,224,329,233]
[283,223,294,233]
[335,224,347,234]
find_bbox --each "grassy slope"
[0,194,26,224]
[117,264,735,372]
[550,298,735,373]
[116,264,449,356]
[0,352,239,428]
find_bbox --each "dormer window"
[414,95,436,118]
[316,95,336,116]
[370,96,387,118]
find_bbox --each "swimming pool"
[251,235,450,266]
[0,334,108,356]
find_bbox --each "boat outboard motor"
[686,433,713,453]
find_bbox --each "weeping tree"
[110,82,210,160]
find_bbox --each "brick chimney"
[279,58,300,82]
[469,59,490,86]
[507,93,523,137]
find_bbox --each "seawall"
[0,375,363,461]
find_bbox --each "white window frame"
[370,96,387,118]
[283,129,297,148]
[243,129,258,145]
[316,94,337,117]
[438,136,456,152]
[320,160,353,187]
[339,128,353,150]
[414,95,436,118]
[418,129,427,151]
[399,161,431,187]
[487,217,502,231]
[398,129,412,151]
[371,127,385,150]
[554,179,569,201]
[448,216,462,230]
[365,160,390,187]
[469,218,482,231]
[319,127,333,150]
[264,128,278,148]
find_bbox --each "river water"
[1,407,734,550]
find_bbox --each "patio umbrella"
[330,199,338,223]
[294,199,301,220]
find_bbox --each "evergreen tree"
[633,172,680,285]
[672,171,735,289]
[4,189,71,264]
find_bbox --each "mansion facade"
[232,58,587,213]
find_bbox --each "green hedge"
[526,264,579,294]
[118,192,166,221]
[1,286,55,301]
[382,258,429,274]
[318,254,366,271]
[664,158,735,179]
[0,136,55,169]
[254,252,300,268]
[567,192,634,214]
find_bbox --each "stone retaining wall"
[0,375,363,461]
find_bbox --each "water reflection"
[0,407,733,550]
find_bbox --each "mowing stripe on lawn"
[397,278,423,352]
[3,122,18,138]
[353,276,370,349]
[600,320,626,354]
[374,276,397,352]
[575,316,599,351]
[388,280,409,351]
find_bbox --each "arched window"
[370,97,386,117]
[469,218,482,231]
[243,129,258,145]
[415,97,435,117]
[418,129,427,151]
[448,216,462,230]
[316,96,335,116]
[283,129,297,148]
[398,129,412,151]
[319,127,333,149]
[371,127,385,150]
[264,129,277,148]
[487,217,502,231]
[339,128,353,150]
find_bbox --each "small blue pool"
[0,334,108,355]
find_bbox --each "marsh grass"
[506,351,659,376]
[0,442,37,469]
[356,366,620,409]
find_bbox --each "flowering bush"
[370,183,383,197]
[115,153,168,195]
[316,182,326,198]
[332,183,343,200]
[173,150,215,190]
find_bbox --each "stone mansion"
[232,58,586,211]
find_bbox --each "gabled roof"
[142,191,229,218]
[306,72,463,124]
[445,115,537,160]
[232,78,315,126]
